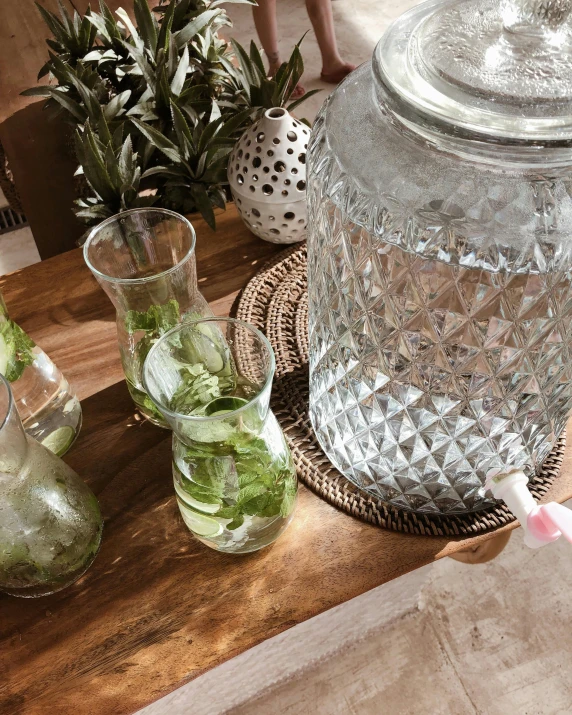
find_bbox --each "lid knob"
[504,0,572,32]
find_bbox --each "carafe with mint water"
[0,289,81,456]
[84,208,211,427]
[0,374,102,597]
[143,318,297,553]
[307,0,572,520]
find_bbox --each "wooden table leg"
[449,531,512,564]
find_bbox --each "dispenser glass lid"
[376,0,572,140]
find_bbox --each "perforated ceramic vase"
[228,108,309,244]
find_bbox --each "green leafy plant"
[25,0,317,229]
[0,303,37,383]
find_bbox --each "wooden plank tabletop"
[1,205,572,715]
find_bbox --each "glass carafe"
[0,374,102,597]
[143,318,298,553]
[307,0,572,515]
[83,208,211,427]
[0,289,81,455]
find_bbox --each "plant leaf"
[121,40,156,91]
[156,0,176,54]
[175,9,221,49]
[36,2,67,45]
[116,7,143,49]
[103,89,131,120]
[190,183,215,229]
[287,88,321,113]
[130,117,181,163]
[118,134,135,184]
[133,0,158,53]
[20,86,53,97]
[210,0,256,6]
[248,40,266,76]
[46,88,87,122]
[170,45,189,96]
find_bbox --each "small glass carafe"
[83,208,211,427]
[143,318,298,553]
[0,289,81,455]
[0,374,102,598]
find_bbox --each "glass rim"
[0,373,14,435]
[142,317,276,423]
[83,207,197,285]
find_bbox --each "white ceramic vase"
[228,107,309,244]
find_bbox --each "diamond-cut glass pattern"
[306,114,572,514]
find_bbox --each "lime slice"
[174,480,220,514]
[205,396,248,416]
[41,426,76,456]
[178,501,223,537]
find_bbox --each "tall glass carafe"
[0,289,81,455]
[307,0,572,521]
[0,374,102,597]
[143,318,298,553]
[84,208,211,427]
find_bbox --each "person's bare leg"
[252,0,281,75]
[252,0,305,97]
[305,0,355,81]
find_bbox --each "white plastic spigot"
[486,469,572,549]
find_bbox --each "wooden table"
[1,205,571,715]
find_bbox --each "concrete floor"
[230,527,572,715]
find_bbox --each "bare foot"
[269,63,305,100]
[320,62,357,84]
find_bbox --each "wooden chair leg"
[449,531,511,564]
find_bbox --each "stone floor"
[230,527,572,715]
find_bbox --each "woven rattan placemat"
[234,244,566,537]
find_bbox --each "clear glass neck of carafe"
[83,208,204,317]
[0,374,28,474]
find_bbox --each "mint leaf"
[241,493,271,516]
[126,379,165,422]
[226,514,244,531]
[170,363,221,413]
[280,485,297,517]
[179,480,222,505]
[237,482,268,506]
[180,419,236,444]
[189,457,232,494]
[215,505,240,519]
[125,299,180,335]
[0,318,36,383]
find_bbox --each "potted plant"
[24,0,319,229]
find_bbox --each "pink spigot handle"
[487,469,572,548]
[528,503,572,545]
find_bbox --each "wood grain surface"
[1,206,571,715]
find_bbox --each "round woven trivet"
[234,244,566,537]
